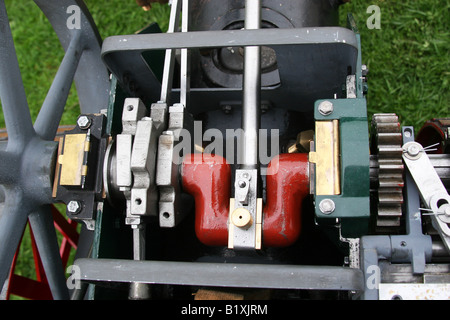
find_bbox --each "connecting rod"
[241,0,261,169]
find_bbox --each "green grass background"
[0,0,448,298]
[0,0,448,130]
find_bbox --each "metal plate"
[379,283,450,300]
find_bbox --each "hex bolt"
[319,199,335,214]
[67,200,81,214]
[77,115,91,129]
[318,101,333,116]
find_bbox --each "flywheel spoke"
[34,31,83,141]
[0,0,36,148]
[28,206,70,300]
[0,189,30,292]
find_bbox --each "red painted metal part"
[182,153,231,246]
[416,118,450,154]
[182,153,309,247]
[6,205,79,300]
[262,153,309,247]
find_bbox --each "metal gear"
[371,113,405,230]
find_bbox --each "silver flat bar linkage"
[402,141,450,253]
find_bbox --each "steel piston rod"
[241,0,261,169]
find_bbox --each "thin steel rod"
[0,0,35,148]
[132,225,146,260]
[28,206,70,300]
[179,0,190,108]
[241,0,261,169]
[34,31,83,141]
[159,0,182,104]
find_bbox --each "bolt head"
[77,115,91,129]
[407,144,421,157]
[444,206,450,217]
[361,64,369,76]
[222,105,232,114]
[319,199,335,214]
[238,180,247,188]
[318,101,333,116]
[67,200,81,214]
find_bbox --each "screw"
[222,105,232,114]
[261,103,269,114]
[318,101,333,116]
[319,199,335,214]
[361,64,369,76]
[238,180,247,188]
[77,115,91,129]
[404,129,412,138]
[67,200,81,214]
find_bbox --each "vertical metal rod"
[132,225,146,260]
[179,0,190,108]
[159,0,181,104]
[129,224,151,299]
[241,0,261,169]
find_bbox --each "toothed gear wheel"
[371,113,404,230]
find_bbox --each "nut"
[77,115,91,129]
[318,101,333,116]
[319,199,335,214]
[67,200,81,214]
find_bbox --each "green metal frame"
[313,16,371,238]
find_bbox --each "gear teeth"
[371,113,405,230]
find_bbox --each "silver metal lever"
[402,141,450,253]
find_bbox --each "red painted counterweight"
[182,153,309,247]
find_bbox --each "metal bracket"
[228,169,262,250]
[311,98,370,238]
[156,103,194,227]
[114,98,163,226]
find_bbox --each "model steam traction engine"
[0,0,449,300]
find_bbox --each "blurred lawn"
[0,0,448,130]
[340,0,449,128]
[0,0,448,298]
[1,0,170,129]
